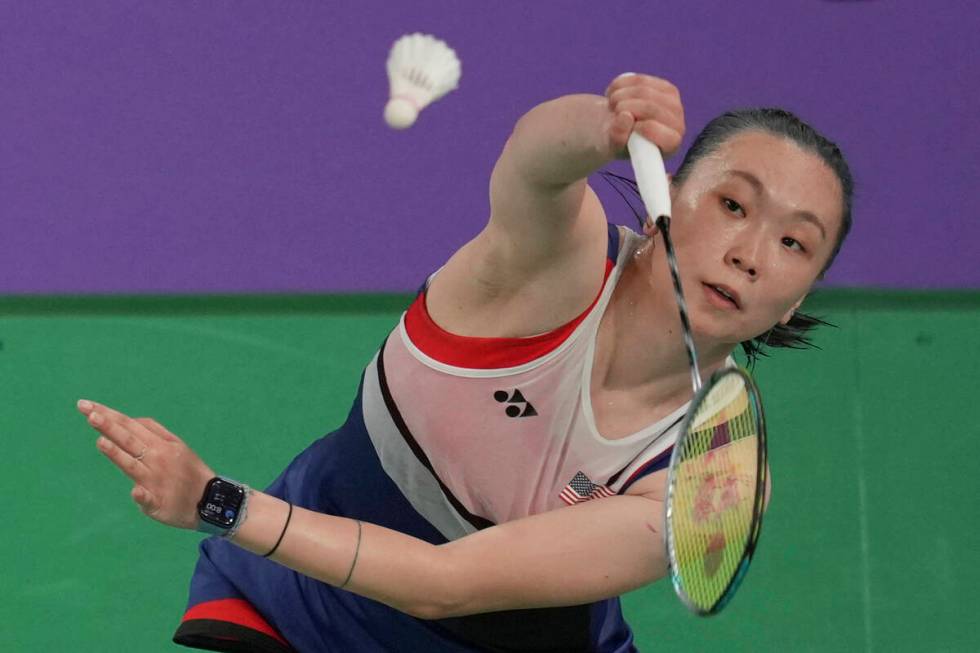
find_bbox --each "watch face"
[198,478,245,528]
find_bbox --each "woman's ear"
[644,174,675,237]
[642,216,657,237]
[780,296,807,325]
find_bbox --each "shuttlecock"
[384,33,461,129]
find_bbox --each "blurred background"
[1,1,977,651]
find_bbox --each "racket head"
[664,366,768,616]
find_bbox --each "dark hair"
[599,107,854,364]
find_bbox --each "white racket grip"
[627,132,671,223]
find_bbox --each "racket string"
[668,371,765,613]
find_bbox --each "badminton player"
[78,72,853,652]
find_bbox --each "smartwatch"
[197,476,250,537]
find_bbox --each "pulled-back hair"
[599,107,854,364]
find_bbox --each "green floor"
[1,291,977,651]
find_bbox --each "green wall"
[2,291,977,651]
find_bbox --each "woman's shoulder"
[422,206,623,339]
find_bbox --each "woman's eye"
[722,198,745,217]
[782,236,805,252]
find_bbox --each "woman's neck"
[595,236,734,406]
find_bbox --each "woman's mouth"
[702,283,740,310]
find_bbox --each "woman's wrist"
[217,489,453,616]
[227,490,292,556]
[229,492,367,590]
[223,484,251,540]
[259,501,293,558]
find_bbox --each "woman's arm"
[425,74,684,336]
[487,76,684,244]
[78,400,667,620]
[234,488,665,619]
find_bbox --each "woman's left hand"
[77,399,215,530]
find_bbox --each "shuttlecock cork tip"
[384,98,418,129]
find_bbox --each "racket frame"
[663,366,769,616]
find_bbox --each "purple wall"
[2,1,977,293]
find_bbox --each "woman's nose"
[730,256,757,278]
[725,233,765,278]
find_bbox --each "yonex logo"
[493,389,538,418]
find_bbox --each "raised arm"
[487,77,683,253]
[425,74,684,336]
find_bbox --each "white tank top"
[359,226,688,541]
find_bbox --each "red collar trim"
[404,259,614,369]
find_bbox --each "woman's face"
[662,130,844,346]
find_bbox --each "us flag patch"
[559,471,616,505]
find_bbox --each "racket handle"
[626,132,672,225]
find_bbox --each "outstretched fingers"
[134,417,183,444]
[80,400,156,477]
[95,432,150,484]
[78,398,214,530]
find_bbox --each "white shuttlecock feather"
[385,33,461,129]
